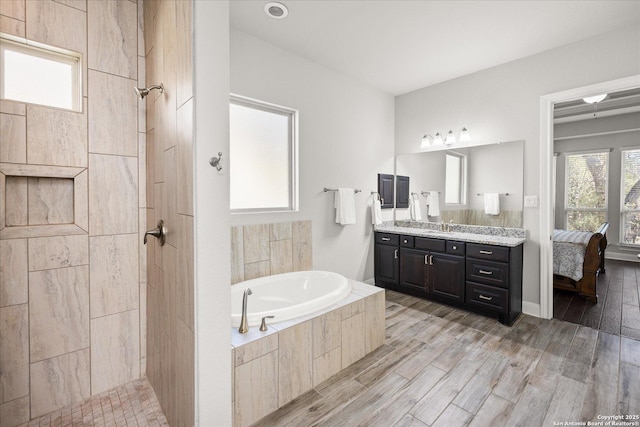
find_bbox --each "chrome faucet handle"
[259,316,275,332]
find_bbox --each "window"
[229,95,298,212]
[565,151,608,231]
[621,148,640,246]
[0,38,81,111]
[445,152,465,204]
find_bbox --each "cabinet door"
[375,243,398,286]
[399,248,428,294]
[378,174,394,209]
[429,252,465,302]
[396,175,410,208]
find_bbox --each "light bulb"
[459,127,471,142]
[434,132,444,145]
[445,130,456,145]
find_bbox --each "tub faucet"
[239,288,252,334]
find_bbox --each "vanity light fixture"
[445,130,456,145]
[421,127,470,148]
[459,127,471,142]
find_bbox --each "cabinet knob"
[452,245,457,250]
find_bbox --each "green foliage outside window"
[566,152,608,232]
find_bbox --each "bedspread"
[553,229,593,282]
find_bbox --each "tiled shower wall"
[231,221,313,285]
[0,0,146,425]
[143,1,195,426]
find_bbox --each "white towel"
[427,191,440,217]
[371,197,383,225]
[335,188,356,225]
[484,193,500,215]
[409,194,422,221]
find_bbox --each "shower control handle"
[144,220,167,246]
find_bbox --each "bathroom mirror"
[395,140,524,227]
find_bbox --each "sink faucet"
[239,288,252,334]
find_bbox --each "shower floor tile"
[21,378,168,427]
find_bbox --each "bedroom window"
[621,148,640,246]
[229,95,298,212]
[565,151,608,231]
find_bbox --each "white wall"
[395,24,640,305]
[230,30,395,281]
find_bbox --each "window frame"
[0,36,82,111]
[619,146,640,247]
[229,94,299,214]
[444,151,466,205]
[563,149,609,230]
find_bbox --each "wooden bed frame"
[553,222,609,303]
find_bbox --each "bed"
[553,222,609,303]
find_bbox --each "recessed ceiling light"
[264,2,288,19]
[583,94,607,104]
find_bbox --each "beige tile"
[342,312,366,368]
[136,0,144,57]
[143,0,156,56]
[163,147,177,248]
[89,154,138,235]
[365,292,386,353]
[5,176,27,226]
[138,56,146,133]
[88,70,138,157]
[342,298,365,320]
[313,347,342,387]
[234,350,278,427]
[243,224,270,264]
[30,348,90,418]
[153,115,164,183]
[90,310,140,395]
[234,333,279,367]
[176,214,194,330]
[74,170,88,232]
[87,0,137,78]
[0,395,29,427]
[140,282,146,361]
[157,52,177,153]
[176,320,195,427]
[313,309,342,358]
[145,50,156,132]
[0,239,28,307]
[270,239,293,275]
[139,133,146,208]
[146,130,155,206]
[270,222,292,241]
[28,235,88,271]
[53,0,87,12]
[0,304,29,403]
[139,209,147,284]
[29,266,89,362]
[231,226,244,285]
[176,99,193,215]
[0,0,25,21]
[26,102,87,167]
[162,243,177,345]
[0,172,4,229]
[0,100,25,116]
[0,163,83,179]
[0,14,25,37]
[0,113,26,163]
[292,220,313,271]
[25,0,86,62]
[244,261,271,281]
[278,321,312,407]
[175,0,192,107]
[90,234,139,318]
[152,186,164,268]
[0,224,86,241]
[27,177,74,225]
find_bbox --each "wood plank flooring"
[254,290,640,427]
[554,260,640,340]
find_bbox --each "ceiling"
[230,0,640,96]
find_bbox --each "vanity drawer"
[466,258,509,288]
[466,281,508,313]
[415,237,446,252]
[400,235,414,247]
[376,233,399,246]
[447,241,465,255]
[467,243,510,263]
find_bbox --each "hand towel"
[484,193,500,215]
[427,191,440,217]
[372,196,383,225]
[409,194,422,221]
[335,188,356,225]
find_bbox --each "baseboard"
[522,301,541,318]
[606,252,640,263]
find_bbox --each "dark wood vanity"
[375,231,523,325]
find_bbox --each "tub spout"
[239,288,252,334]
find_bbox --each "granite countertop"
[374,224,526,247]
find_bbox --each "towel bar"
[324,187,362,193]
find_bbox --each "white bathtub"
[231,271,351,327]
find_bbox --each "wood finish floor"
[554,260,640,340]
[254,290,640,427]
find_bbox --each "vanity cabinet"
[374,232,523,325]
